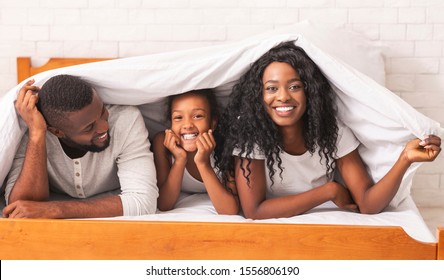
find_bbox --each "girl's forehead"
[172,93,210,110]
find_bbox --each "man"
[3,75,158,218]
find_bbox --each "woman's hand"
[328,181,358,212]
[402,135,441,164]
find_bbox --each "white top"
[181,168,206,193]
[5,105,159,216]
[172,156,217,194]
[233,121,360,198]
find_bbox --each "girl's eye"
[173,115,182,121]
[194,114,204,119]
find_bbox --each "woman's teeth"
[275,106,294,112]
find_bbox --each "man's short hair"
[37,74,95,128]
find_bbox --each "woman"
[214,41,441,219]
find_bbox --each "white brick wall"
[0,0,443,201]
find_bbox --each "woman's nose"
[277,88,291,102]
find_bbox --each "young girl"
[214,41,441,219]
[153,89,239,215]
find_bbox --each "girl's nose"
[182,117,194,129]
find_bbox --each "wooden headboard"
[17,57,111,83]
[2,56,442,260]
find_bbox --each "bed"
[1,22,443,260]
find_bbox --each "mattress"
[94,192,436,243]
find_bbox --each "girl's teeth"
[182,133,197,140]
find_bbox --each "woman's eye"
[266,86,278,92]
[289,84,302,91]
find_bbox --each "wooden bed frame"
[0,57,442,260]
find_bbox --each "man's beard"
[63,133,111,153]
[83,133,111,153]
[80,136,111,152]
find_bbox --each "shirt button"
[75,161,79,165]
[78,193,83,197]
[75,172,80,177]
[76,185,81,189]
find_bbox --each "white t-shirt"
[233,121,360,198]
[5,105,159,216]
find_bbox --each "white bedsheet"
[0,22,442,243]
[0,190,436,242]
[88,193,436,243]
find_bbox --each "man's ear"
[47,126,65,138]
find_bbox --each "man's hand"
[3,200,61,219]
[15,79,46,136]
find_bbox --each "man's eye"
[83,125,93,133]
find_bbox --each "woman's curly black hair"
[213,41,338,187]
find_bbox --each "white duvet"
[0,22,442,242]
[109,193,436,243]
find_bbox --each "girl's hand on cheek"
[163,129,187,161]
[194,129,216,166]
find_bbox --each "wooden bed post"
[438,227,444,260]
[17,57,32,83]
